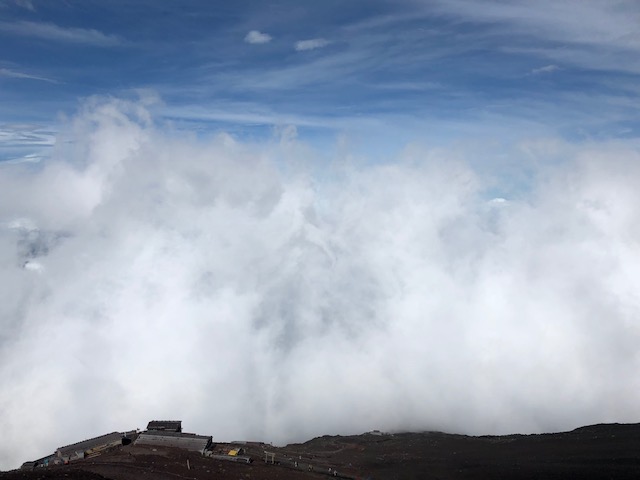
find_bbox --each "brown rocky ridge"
[3,422,640,479]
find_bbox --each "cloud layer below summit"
[1,98,639,469]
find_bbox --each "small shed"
[20,461,37,470]
[34,454,56,467]
[146,420,182,432]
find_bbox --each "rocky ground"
[3,423,640,479]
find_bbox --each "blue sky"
[2,0,640,162]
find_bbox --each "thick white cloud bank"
[1,98,639,469]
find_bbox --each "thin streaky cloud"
[431,0,640,51]
[370,81,442,91]
[162,102,384,130]
[212,31,458,93]
[0,20,122,46]
[0,67,57,83]
[427,0,640,76]
[530,64,559,75]
[1,153,44,165]
[503,44,640,75]
[0,125,56,146]
[295,38,329,51]
[14,0,35,11]
[341,11,430,33]
[244,30,272,44]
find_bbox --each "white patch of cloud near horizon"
[0,20,121,46]
[245,30,272,44]
[295,38,329,51]
[1,98,640,469]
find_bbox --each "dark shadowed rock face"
[3,423,640,480]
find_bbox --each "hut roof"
[146,420,182,432]
[135,431,212,452]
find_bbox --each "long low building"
[56,431,136,459]
[135,431,212,453]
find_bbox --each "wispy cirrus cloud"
[433,0,640,49]
[0,123,56,165]
[530,64,559,75]
[430,0,640,72]
[0,20,122,46]
[0,123,56,147]
[295,38,329,51]
[0,67,57,83]
[14,0,35,11]
[0,153,44,165]
[244,30,272,44]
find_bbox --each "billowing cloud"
[1,98,639,470]
[0,20,122,46]
[295,38,329,51]
[244,30,272,44]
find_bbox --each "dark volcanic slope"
[288,423,640,479]
[3,423,640,480]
